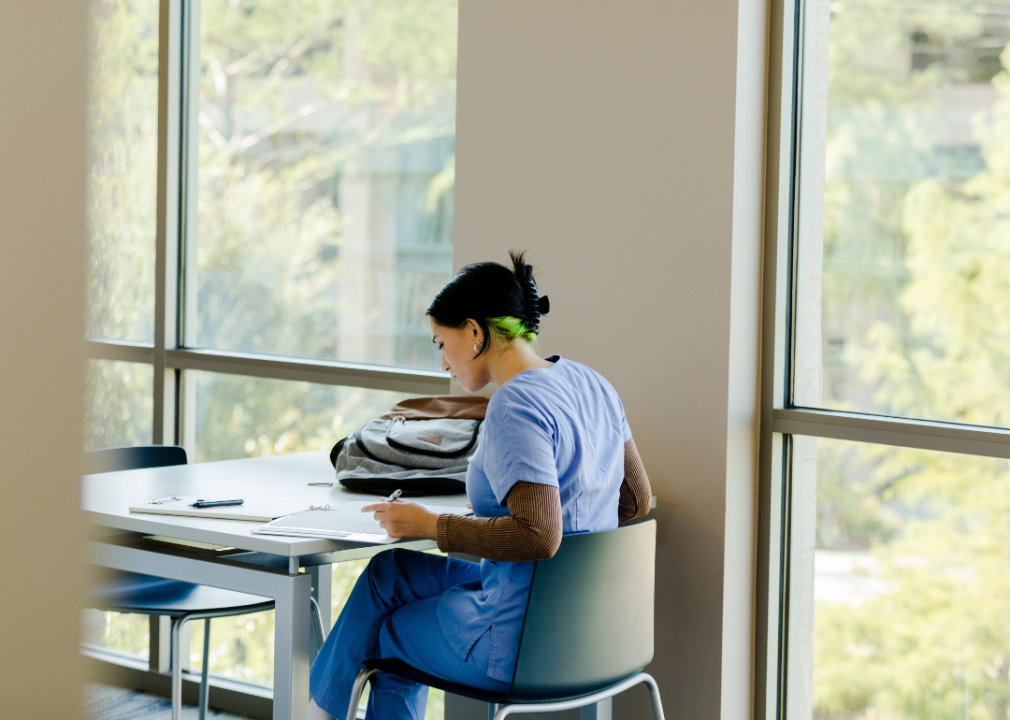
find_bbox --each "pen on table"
[189,499,244,508]
[384,489,402,503]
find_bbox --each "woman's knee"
[365,548,403,578]
[362,548,415,592]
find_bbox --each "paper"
[252,501,472,543]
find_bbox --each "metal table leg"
[273,572,312,720]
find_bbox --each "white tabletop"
[82,451,469,557]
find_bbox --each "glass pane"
[192,0,457,370]
[84,360,154,451]
[81,609,150,660]
[793,0,1010,427]
[86,0,158,342]
[187,370,415,465]
[787,437,1010,720]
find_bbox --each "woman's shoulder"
[492,356,620,409]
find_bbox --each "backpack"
[329,396,488,496]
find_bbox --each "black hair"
[426,250,551,358]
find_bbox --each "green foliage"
[811,2,1010,720]
[86,0,159,341]
[84,360,153,450]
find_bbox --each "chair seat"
[363,658,643,705]
[363,659,509,703]
[92,571,273,617]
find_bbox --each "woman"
[309,251,651,720]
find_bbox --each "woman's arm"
[436,482,563,562]
[618,438,652,522]
[368,438,650,557]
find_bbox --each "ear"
[466,318,483,343]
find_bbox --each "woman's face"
[429,317,489,392]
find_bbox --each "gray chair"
[347,519,664,720]
[86,445,326,720]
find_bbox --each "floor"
[83,683,252,720]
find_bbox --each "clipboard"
[129,496,309,522]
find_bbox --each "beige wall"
[452,1,767,718]
[0,3,88,718]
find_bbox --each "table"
[82,450,468,720]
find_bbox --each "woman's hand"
[362,500,438,540]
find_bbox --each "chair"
[346,519,664,720]
[86,445,326,720]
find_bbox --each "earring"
[473,342,482,353]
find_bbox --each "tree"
[809,2,1010,719]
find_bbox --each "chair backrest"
[508,519,656,701]
[84,445,188,474]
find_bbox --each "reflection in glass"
[193,0,457,370]
[86,0,158,342]
[788,437,1010,720]
[84,360,154,451]
[793,0,1010,427]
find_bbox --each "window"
[786,439,1010,720]
[765,0,1010,719]
[87,0,159,344]
[191,0,456,370]
[84,0,456,714]
[791,0,1010,426]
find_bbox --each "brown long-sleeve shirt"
[436,438,651,562]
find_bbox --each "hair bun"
[510,250,548,333]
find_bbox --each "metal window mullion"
[773,408,1010,460]
[175,0,201,453]
[84,338,155,364]
[165,348,451,396]
[755,0,804,712]
[154,0,184,446]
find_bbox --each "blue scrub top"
[434,356,632,682]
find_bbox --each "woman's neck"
[488,342,554,388]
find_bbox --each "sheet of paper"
[252,501,471,541]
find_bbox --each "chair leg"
[346,667,378,720]
[199,617,211,720]
[170,617,183,720]
[310,597,327,663]
[494,673,663,720]
[488,703,499,720]
[641,673,666,720]
[579,699,612,720]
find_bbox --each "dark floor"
[83,683,252,720]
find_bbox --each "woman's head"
[427,251,550,390]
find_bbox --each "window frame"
[757,1,1010,719]
[84,0,451,451]
[83,0,454,699]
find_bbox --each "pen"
[190,499,244,508]
[384,489,402,503]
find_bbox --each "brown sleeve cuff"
[436,513,458,553]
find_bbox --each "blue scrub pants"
[310,549,511,720]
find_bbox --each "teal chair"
[86,446,327,720]
[347,519,664,720]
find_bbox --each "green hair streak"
[486,316,538,344]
